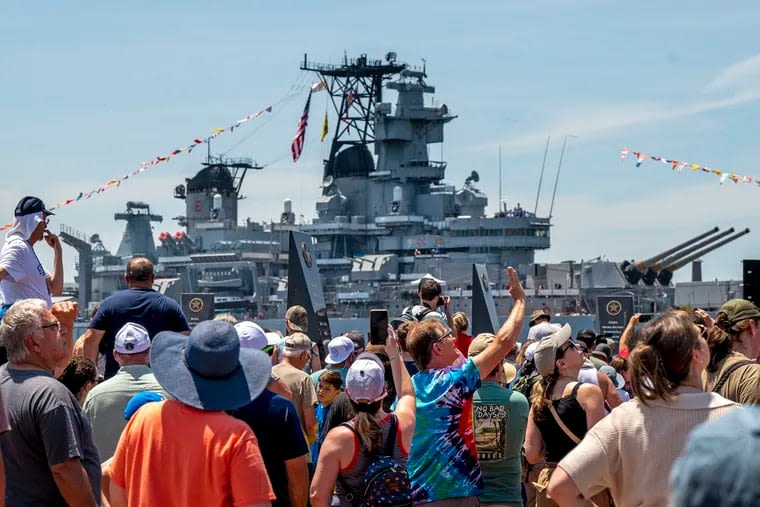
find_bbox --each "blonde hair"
[452,312,469,333]
[213,313,239,324]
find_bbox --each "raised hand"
[506,266,524,301]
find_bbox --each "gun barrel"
[651,228,735,271]
[632,227,720,271]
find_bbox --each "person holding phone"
[0,196,64,317]
[310,325,416,507]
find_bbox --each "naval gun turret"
[621,227,719,285]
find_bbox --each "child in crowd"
[312,370,343,465]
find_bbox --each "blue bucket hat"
[150,320,271,411]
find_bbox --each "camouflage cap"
[285,305,308,332]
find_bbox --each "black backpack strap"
[712,360,755,393]
[571,381,583,397]
[383,414,399,457]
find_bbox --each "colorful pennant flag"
[0,97,285,232]
[620,147,760,188]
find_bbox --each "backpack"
[337,414,412,507]
[513,368,540,399]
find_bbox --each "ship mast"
[301,53,407,185]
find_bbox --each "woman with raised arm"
[549,311,738,507]
[523,324,606,507]
[309,325,415,507]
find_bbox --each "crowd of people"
[0,195,759,506]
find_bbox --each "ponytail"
[710,312,753,371]
[530,372,558,419]
[350,400,383,453]
[629,311,699,405]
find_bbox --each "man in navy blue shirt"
[229,388,310,507]
[80,257,190,379]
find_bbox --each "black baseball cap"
[14,196,54,217]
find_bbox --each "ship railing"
[59,224,90,244]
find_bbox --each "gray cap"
[533,324,572,377]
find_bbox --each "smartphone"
[638,313,654,323]
[369,309,389,345]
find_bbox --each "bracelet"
[387,355,401,361]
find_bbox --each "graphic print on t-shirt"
[474,403,507,462]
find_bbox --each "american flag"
[291,90,312,162]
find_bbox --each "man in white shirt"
[0,196,63,316]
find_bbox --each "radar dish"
[89,234,100,244]
[471,170,480,183]
[385,51,397,62]
[322,175,334,188]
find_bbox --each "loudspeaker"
[742,260,760,303]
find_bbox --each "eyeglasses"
[434,330,453,344]
[39,321,60,333]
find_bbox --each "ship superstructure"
[59,53,749,323]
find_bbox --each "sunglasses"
[434,330,453,344]
[557,341,579,357]
[262,344,274,356]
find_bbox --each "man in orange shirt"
[109,320,276,507]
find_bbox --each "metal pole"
[534,136,550,214]
[549,135,573,219]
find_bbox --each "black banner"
[181,293,215,326]
[596,295,633,337]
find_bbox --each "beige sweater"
[558,392,738,507]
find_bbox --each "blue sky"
[3,1,760,284]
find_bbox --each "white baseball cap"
[325,335,355,364]
[345,352,387,403]
[115,322,151,354]
[234,321,269,350]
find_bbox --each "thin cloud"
[704,53,760,92]
[476,57,760,156]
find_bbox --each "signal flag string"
[620,147,760,186]
[0,84,327,232]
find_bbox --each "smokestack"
[691,260,703,282]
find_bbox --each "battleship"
[59,52,751,333]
